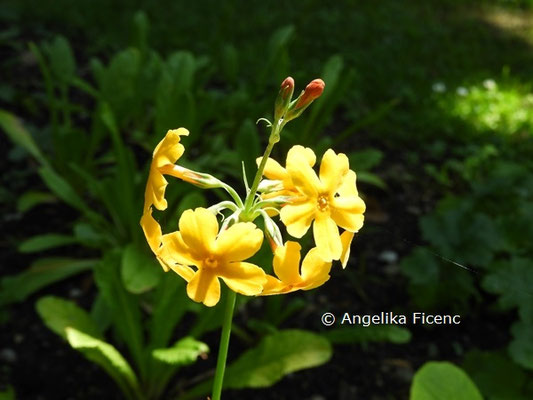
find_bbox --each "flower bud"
[284,78,325,122]
[274,77,295,121]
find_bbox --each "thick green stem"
[211,290,237,400]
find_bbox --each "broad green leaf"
[18,233,77,253]
[36,296,103,340]
[225,330,331,388]
[17,190,56,213]
[0,258,94,306]
[482,257,533,316]
[184,330,331,399]
[152,337,208,366]
[121,244,162,294]
[509,321,533,370]
[0,109,48,165]
[463,350,529,400]
[66,327,140,400]
[323,325,411,345]
[410,362,483,400]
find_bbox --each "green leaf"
[410,361,483,400]
[36,296,103,340]
[225,330,331,388]
[463,350,529,400]
[348,149,384,171]
[44,36,76,84]
[95,252,144,378]
[509,321,533,370]
[18,233,77,253]
[121,243,162,294]
[0,386,15,400]
[66,327,141,400]
[0,258,94,306]
[323,325,411,345]
[17,190,56,213]
[176,191,207,219]
[38,167,90,213]
[482,257,533,316]
[356,171,387,190]
[152,337,208,366]
[184,330,331,399]
[0,109,48,165]
[149,275,188,348]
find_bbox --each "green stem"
[211,290,237,400]
[243,122,281,214]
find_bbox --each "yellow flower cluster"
[141,128,366,307]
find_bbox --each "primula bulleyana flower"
[280,146,366,262]
[261,241,331,295]
[157,208,267,307]
[141,128,189,267]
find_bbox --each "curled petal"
[144,128,189,212]
[260,275,295,295]
[179,208,218,257]
[141,210,163,255]
[215,222,263,262]
[280,201,315,238]
[186,270,220,307]
[313,214,342,262]
[340,231,355,269]
[218,261,267,296]
[319,149,349,193]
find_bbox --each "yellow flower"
[158,208,267,307]
[140,128,188,269]
[261,241,331,295]
[280,146,366,262]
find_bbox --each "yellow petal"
[140,210,163,255]
[215,222,263,261]
[300,247,332,290]
[186,270,220,307]
[179,208,218,256]
[287,145,316,167]
[158,231,200,266]
[340,231,355,269]
[280,201,315,238]
[218,261,266,295]
[169,264,196,282]
[153,128,189,168]
[273,241,302,284]
[337,169,359,196]
[313,214,342,261]
[319,149,349,193]
[286,147,321,198]
[259,275,290,295]
[144,128,189,212]
[331,196,366,232]
[260,157,288,181]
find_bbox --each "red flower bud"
[295,79,325,108]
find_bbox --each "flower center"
[317,195,329,212]
[203,256,219,269]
